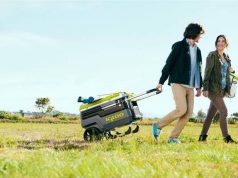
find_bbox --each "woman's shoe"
[224,135,237,143]
[198,135,208,141]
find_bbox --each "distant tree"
[232,112,238,117]
[35,98,54,115]
[46,106,54,113]
[19,110,24,117]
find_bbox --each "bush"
[228,117,237,124]
[0,111,80,124]
[0,111,10,119]
[0,111,23,121]
[53,112,79,121]
[67,116,80,121]
[59,116,68,121]
[53,112,64,118]
[9,114,23,121]
[189,117,197,123]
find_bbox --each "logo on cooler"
[105,112,125,122]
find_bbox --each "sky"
[0,0,238,117]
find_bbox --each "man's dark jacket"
[159,38,202,89]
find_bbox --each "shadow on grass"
[17,139,89,150]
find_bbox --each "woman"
[199,34,236,143]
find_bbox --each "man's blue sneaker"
[168,138,181,144]
[152,123,161,142]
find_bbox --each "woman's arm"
[203,52,215,91]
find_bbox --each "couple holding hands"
[153,23,236,144]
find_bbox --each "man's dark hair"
[183,23,204,40]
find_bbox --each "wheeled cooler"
[78,88,160,141]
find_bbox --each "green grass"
[0,123,238,178]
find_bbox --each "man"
[153,23,205,144]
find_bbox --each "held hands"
[203,91,209,97]
[195,89,202,97]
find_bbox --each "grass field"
[0,122,238,178]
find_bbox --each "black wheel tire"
[104,131,117,139]
[104,131,111,140]
[83,128,102,142]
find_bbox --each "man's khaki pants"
[158,84,194,138]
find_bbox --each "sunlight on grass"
[0,123,238,177]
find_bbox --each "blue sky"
[0,0,238,117]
